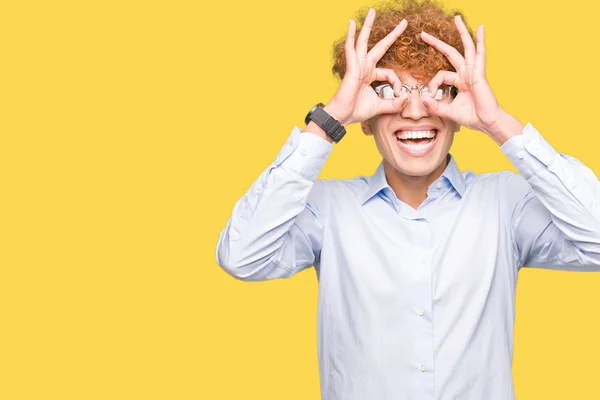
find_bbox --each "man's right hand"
[324,9,409,127]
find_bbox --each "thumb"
[377,94,409,115]
[422,96,452,119]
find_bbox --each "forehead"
[397,71,427,85]
[388,67,439,84]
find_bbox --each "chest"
[317,190,516,304]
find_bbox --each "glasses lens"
[434,88,446,101]
[377,83,455,102]
[421,85,452,102]
[376,84,395,99]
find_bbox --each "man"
[216,0,600,398]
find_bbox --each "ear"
[361,120,374,136]
[450,120,461,134]
[454,123,462,134]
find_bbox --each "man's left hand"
[420,16,523,145]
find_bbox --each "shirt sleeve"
[215,126,334,281]
[501,123,600,271]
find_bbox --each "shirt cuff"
[500,123,558,180]
[272,126,334,181]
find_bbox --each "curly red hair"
[332,0,475,83]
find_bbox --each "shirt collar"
[361,154,466,205]
[361,162,390,205]
[441,154,466,197]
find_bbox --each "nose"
[400,90,430,120]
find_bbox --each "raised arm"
[216,9,410,280]
[502,128,600,270]
[421,15,600,271]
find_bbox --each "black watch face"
[305,104,322,125]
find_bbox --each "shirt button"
[300,149,307,156]
[420,365,427,372]
[517,151,525,159]
[435,182,442,189]
[417,309,425,316]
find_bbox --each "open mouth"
[395,129,438,155]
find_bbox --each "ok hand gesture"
[326,9,410,126]
[420,16,523,144]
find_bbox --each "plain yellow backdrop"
[2,0,600,399]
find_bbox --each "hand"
[420,16,522,144]
[325,9,410,127]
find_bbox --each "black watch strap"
[304,103,346,143]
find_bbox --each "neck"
[384,155,449,210]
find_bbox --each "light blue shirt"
[216,124,600,400]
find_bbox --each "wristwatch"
[304,103,346,143]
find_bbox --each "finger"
[422,96,453,120]
[367,19,408,64]
[455,15,475,67]
[374,68,403,97]
[377,94,409,115]
[344,19,357,74]
[427,70,458,97]
[345,19,357,63]
[420,31,465,71]
[475,25,486,76]
[356,8,376,56]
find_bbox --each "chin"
[381,140,452,181]
[373,123,455,180]
[390,156,445,177]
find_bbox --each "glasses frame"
[374,83,458,103]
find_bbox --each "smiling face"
[362,72,460,184]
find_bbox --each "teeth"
[397,130,436,140]
[400,142,432,150]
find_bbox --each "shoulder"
[464,169,528,190]
[303,175,369,221]
[314,175,371,197]
[463,169,532,208]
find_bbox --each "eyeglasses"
[374,83,457,103]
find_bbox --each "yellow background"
[1,0,600,398]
